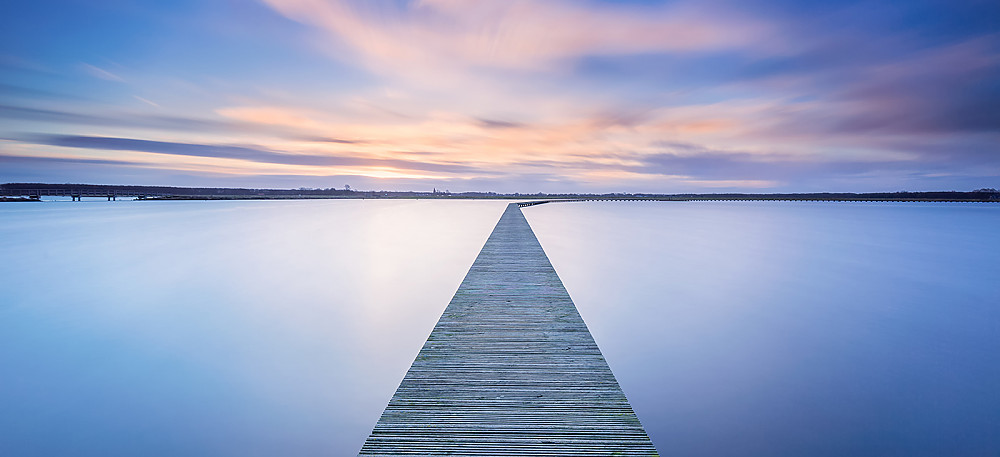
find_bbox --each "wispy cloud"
[20,134,494,176]
[0,103,361,144]
[80,63,125,82]
[261,0,770,76]
[133,96,160,108]
[0,104,244,133]
[0,153,139,167]
[2,0,998,191]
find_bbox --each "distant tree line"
[1,182,998,201]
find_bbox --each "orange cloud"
[216,106,328,131]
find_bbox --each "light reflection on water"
[0,199,508,456]
[1,199,997,456]
[524,201,1000,457]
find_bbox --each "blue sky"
[1,0,998,192]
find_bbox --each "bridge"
[358,203,658,455]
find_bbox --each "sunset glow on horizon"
[2,0,998,192]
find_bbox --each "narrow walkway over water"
[359,203,657,455]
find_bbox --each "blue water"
[525,201,1000,457]
[0,199,508,456]
[1,199,997,456]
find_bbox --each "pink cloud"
[261,0,769,74]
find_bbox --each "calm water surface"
[1,199,997,456]
[525,201,999,457]
[0,199,508,456]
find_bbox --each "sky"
[1,0,998,193]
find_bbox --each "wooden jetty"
[359,203,658,455]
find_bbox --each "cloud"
[630,144,996,190]
[476,118,524,129]
[261,0,769,76]
[0,104,360,144]
[133,96,160,108]
[830,37,1000,135]
[694,22,1000,142]
[0,153,139,167]
[5,0,998,192]
[21,134,493,176]
[0,104,246,133]
[216,106,328,130]
[80,63,125,82]
[298,136,361,144]
[0,83,87,101]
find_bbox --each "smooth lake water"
[1,199,998,456]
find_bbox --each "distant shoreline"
[2,183,998,203]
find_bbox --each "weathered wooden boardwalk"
[359,203,658,455]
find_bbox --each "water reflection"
[3,199,997,456]
[0,199,508,456]
[524,201,1000,457]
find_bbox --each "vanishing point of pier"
[359,203,658,455]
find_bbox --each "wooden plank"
[359,203,658,456]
